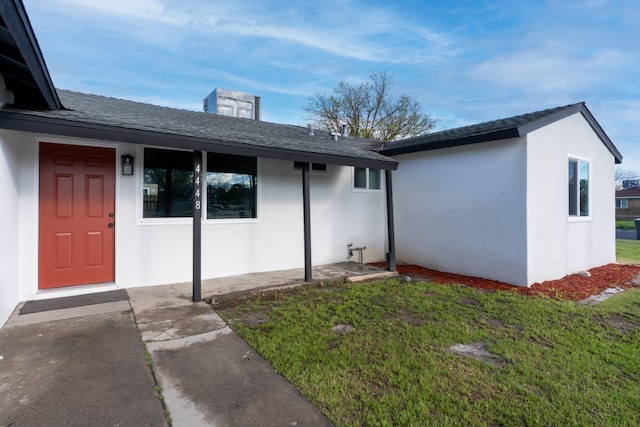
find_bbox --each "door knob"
[108,223,115,228]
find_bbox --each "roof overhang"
[0,110,399,170]
[382,102,622,164]
[0,0,61,110]
[381,128,520,156]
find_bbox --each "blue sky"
[24,0,640,171]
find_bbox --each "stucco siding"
[392,138,528,286]
[526,113,616,284]
[117,149,386,287]
[5,132,387,304]
[0,131,24,325]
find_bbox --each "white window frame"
[568,155,591,221]
[616,198,628,209]
[352,167,382,192]
[138,146,261,224]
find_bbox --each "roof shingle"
[381,102,622,163]
[0,89,398,170]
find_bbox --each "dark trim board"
[381,102,622,164]
[0,0,61,109]
[0,112,399,170]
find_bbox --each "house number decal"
[194,158,202,213]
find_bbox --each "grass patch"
[616,220,636,230]
[217,280,640,426]
[617,239,640,264]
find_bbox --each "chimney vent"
[341,124,348,136]
[203,88,260,120]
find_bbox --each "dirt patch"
[603,314,638,334]
[459,297,479,306]
[383,309,425,327]
[372,263,640,301]
[228,310,271,327]
[528,337,554,350]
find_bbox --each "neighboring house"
[382,104,622,287]
[0,1,398,326]
[615,188,640,219]
[0,0,624,326]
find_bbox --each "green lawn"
[616,220,636,230]
[617,239,640,264]
[216,280,640,426]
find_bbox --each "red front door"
[39,143,116,289]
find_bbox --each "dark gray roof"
[381,102,622,164]
[0,0,395,169]
[0,89,397,169]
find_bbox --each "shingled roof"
[0,0,396,170]
[0,89,398,170]
[616,188,640,198]
[381,102,622,164]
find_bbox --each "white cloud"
[53,0,189,25]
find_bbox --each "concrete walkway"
[1,263,395,426]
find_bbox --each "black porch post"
[302,163,312,281]
[385,169,396,271]
[192,151,202,302]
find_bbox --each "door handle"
[108,223,115,228]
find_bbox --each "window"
[143,148,193,218]
[568,158,589,217]
[616,198,628,209]
[207,153,257,219]
[354,167,381,190]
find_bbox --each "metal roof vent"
[203,88,260,120]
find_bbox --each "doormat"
[19,289,129,315]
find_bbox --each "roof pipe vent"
[341,124,348,137]
[308,124,314,136]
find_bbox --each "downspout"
[302,163,312,281]
[385,169,396,271]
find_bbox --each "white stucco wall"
[0,131,22,326]
[117,144,386,287]
[526,113,616,284]
[392,138,529,286]
[3,131,387,307]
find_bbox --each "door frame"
[35,138,121,295]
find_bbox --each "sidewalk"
[1,263,393,426]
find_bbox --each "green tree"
[304,72,435,141]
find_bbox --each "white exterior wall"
[392,138,529,286]
[526,113,616,284]
[118,145,386,286]
[3,131,387,313]
[0,131,23,326]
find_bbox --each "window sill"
[568,216,592,223]
[352,188,383,193]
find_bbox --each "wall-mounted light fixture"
[121,154,134,176]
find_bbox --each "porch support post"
[192,150,203,302]
[302,163,312,281]
[385,169,396,271]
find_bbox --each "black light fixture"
[121,154,134,176]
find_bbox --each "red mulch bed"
[371,262,640,301]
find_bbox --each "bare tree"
[304,72,435,141]
[615,166,639,190]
